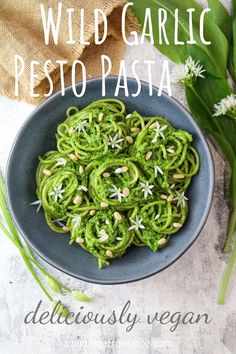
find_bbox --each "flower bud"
[70,290,92,302]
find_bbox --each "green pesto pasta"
[33,99,200,268]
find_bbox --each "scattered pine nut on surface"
[173,223,183,228]
[100,201,108,208]
[102,172,110,177]
[131,127,140,132]
[73,195,82,205]
[43,169,51,176]
[70,153,78,161]
[122,187,130,197]
[126,136,134,144]
[106,250,113,258]
[114,211,122,221]
[173,174,185,179]
[145,151,153,161]
[157,238,166,246]
[76,237,84,244]
[79,166,84,174]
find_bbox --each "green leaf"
[186,44,224,78]
[132,0,229,75]
[207,0,232,40]
[191,77,236,158]
[231,0,236,78]
[231,161,236,205]
[211,132,235,168]
[185,87,213,132]
[186,81,236,166]
[71,290,92,302]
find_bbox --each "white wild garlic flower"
[128,216,145,231]
[173,191,188,208]
[213,94,236,119]
[108,134,124,149]
[48,183,65,202]
[75,120,89,134]
[109,185,125,203]
[151,122,168,142]
[172,56,206,87]
[30,199,42,213]
[55,158,67,167]
[140,182,154,199]
[72,216,82,228]
[154,165,163,177]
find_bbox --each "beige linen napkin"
[0,0,138,104]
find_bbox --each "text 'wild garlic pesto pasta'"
[33,99,200,268]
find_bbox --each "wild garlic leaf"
[207,0,232,41]
[186,43,228,79]
[185,87,213,133]
[192,77,236,154]
[232,0,236,81]
[230,162,236,205]
[211,133,236,169]
[132,0,228,75]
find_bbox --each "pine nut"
[100,201,108,208]
[69,127,74,134]
[103,172,110,178]
[70,153,78,161]
[79,166,84,174]
[131,127,140,132]
[149,123,157,129]
[76,237,84,244]
[115,166,128,174]
[106,250,113,258]
[126,136,134,144]
[89,209,96,216]
[173,223,183,228]
[63,226,70,232]
[167,195,173,202]
[173,174,185,179]
[160,194,167,200]
[157,238,166,246]
[122,187,130,197]
[145,151,153,161]
[43,169,51,176]
[170,184,175,190]
[73,195,82,205]
[98,112,104,122]
[114,211,122,221]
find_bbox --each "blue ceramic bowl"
[6,77,214,284]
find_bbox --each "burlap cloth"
[0,0,138,104]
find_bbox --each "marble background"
[0,1,235,353]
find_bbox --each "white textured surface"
[0,1,236,353]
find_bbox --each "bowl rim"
[6,75,215,285]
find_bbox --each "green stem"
[224,206,236,253]
[190,86,225,136]
[0,219,70,294]
[0,221,53,301]
[25,243,70,291]
[218,238,236,304]
[0,174,73,301]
